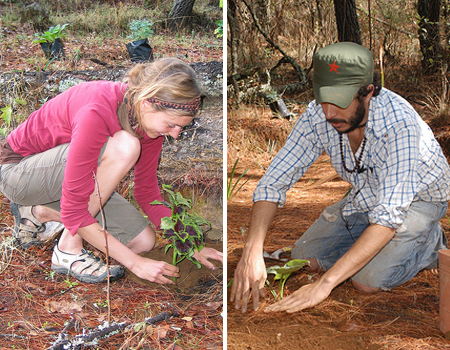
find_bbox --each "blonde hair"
[119,58,202,136]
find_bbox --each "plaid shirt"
[253,88,450,229]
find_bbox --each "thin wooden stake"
[93,171,111,323]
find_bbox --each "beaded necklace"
[339,133,367,174]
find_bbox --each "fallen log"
[47,310,178,350]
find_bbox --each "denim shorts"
[0,142,149,245]
[291,197,448,290]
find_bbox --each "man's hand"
[229,201,278,313]
[265,224,396,313]
[264,277,333,313]
[193,247,223,269]
[230,253,268,313]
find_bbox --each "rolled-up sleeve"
[253,107,324,206]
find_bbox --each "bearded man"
[230,42,450,313]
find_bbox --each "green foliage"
[32,23,68,44]
[64,276,79,288]
[0,105,12,132]
[0,99,27,137]
[151,184,210,275]
[266,259,309,299]
[214,20,223,38]
[227,158,253,201]
[44,269,56,281]
[127,19,153,41]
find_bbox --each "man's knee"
[351,279,381,293]
[290,248,321,270]
[306,257,320,270]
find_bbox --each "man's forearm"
[321,223,396,288]
[242,201,278,258]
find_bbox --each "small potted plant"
[126,19,154,62]
[151,184,210,281]
[32,23,68,60]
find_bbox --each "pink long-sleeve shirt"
[7,81,170,235]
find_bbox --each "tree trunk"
[227,0,240,103]
[169,0,196,29]
[444,0,450,47]
[333,0,362,44]
[417,0,441,73]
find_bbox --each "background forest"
[228,0,449,106]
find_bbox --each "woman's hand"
[193,247,223,269]
[131,255,180,284]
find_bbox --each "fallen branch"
[0,333,27,339]
[47,310,178,350]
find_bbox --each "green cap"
[313,42,374,109]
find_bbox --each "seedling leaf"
[266,259,309,299]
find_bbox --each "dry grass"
[227,105,297,171]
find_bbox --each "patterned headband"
[147,96,202,112]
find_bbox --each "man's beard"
[328,100,367,134]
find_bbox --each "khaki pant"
[0,143,148,245]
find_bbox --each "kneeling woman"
[0,58,223,284]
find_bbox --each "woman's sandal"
[51,241,125,283]
[10,202,64,250]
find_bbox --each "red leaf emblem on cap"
[329,61,340,73]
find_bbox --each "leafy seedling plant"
[266,259,309,300]
[127,19,153,41]
[32,23,68,44]
[151,184,210,281]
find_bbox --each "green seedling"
[127,19,153,41]
[151,185,210,280]
[64,276,78,288]
[45,269,56,281]
[32,24,68,44]
[266,259,309,299]
[94,299,108,308]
